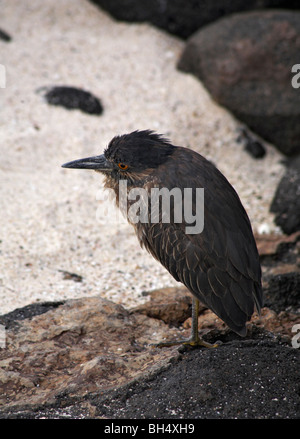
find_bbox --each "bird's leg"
[152,297,218,349]
[185,297,218,348]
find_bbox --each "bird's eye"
[118,163,128,170]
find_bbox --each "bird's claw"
[183,338,219,349]
[150,337,219,349]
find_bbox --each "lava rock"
[89,0,300,40]
[264,273,300,314]
[90,339,300,419]
[251,307,299,339]
[132,286,195,326]
[257,231,300,314]
[237,128,266,159]
[0,290,299,418]
[270,156,300,234]
[256,231,300,264]
[39,86,103,115]
[0,28,12,42]
[0,301,64,330]
[0,296,181,414]
[178,10,300,156]
[3,338,300,419]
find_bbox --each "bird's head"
[62,130,175,186]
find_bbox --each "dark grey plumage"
[62,130,263,340]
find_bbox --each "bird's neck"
[103,171,161,219]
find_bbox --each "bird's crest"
[104,130,175,169]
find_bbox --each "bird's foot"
[151,335,218,349]
[183,337,219,349]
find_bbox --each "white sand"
[0,0,284,314]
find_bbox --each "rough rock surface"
[133,287,195,326]
[0,278,299,418]
[178,10,300,156]
[88,339,300,419]
[0,296,181,413]
[257,231,300,318]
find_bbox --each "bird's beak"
[61,154,113,172]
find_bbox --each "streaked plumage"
[62,130,263,342]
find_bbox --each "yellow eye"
[118,163,128,170]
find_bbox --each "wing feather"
[135,147,263,335]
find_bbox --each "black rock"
[237,128,266,159]
[270,156,300,235]
[89,0,300,39]
[0,301,64,330]
[40,86,103,115]
[0,28,12,42]
[264,273,300,314]
[91,340,300,419]
[178,10,300,156]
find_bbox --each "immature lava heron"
[62,130,263,347]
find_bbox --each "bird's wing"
[141,222,259,335]
[138,149,263,336]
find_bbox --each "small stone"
[38,86,103,115]
[0,28,12,42]
[237,128,266,159]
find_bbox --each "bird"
[62,130,263,348]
